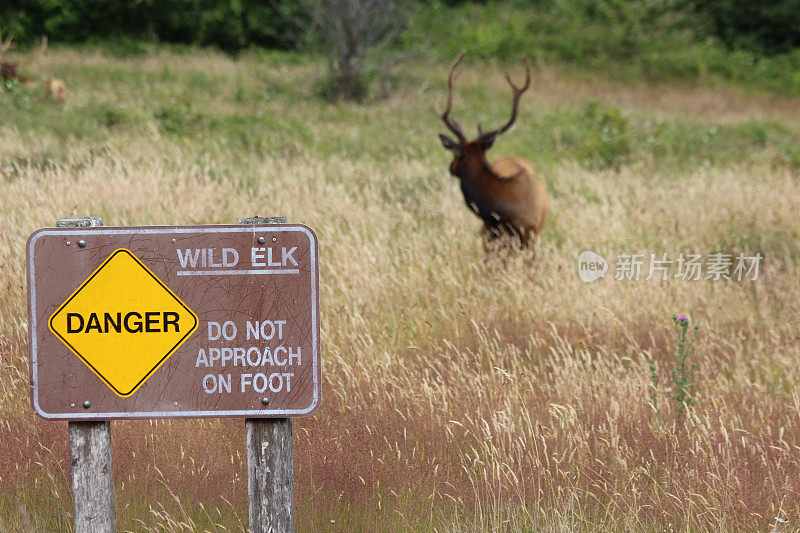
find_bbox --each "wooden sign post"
[58,217,115,533]
[241,216,295,533]
[27,216,320,533]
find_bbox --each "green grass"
[4,53,800,179]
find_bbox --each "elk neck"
[452,144,499,187]
[452,145,505,217]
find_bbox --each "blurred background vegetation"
[3,0,800,97]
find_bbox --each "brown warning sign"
[26,225,320,420]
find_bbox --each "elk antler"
[19,36,47,68]
[0,34,15,59]
[478,56,531,141]
[437,50,467,142]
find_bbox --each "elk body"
[43,77,67,102]
[438,51,547,250]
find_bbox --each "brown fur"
[42,78,66,102]
[1,61,18,81]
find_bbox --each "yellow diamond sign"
[49,249,198,398]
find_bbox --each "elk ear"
[439,134,462,153]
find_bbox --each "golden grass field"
[1,47,800,531]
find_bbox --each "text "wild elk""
[438,51,547,251]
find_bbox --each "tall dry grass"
[1,48,799,531]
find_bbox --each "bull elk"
[438,51,547,252]
[0,34,48,83]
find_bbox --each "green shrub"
[686,0,800,55]
[580,102,631,169]
[153,102,211,135]
[93,105,136,128]
[556,101,632,170]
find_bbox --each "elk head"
[437,51,547,250]
[1,34,48,83]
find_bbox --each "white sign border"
[27,225,320,420]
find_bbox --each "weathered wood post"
[239,216,295,533]
[57,216,115,533]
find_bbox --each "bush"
[153,102,211,135]
[406,1,800,95]
[286,0,413,101]
[559,101,632,170]
[686,0,800,55]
